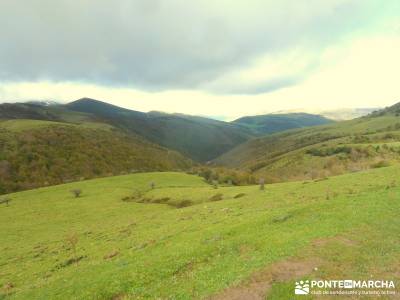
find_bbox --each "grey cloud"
[214,77,301,95]
[0,0,394,94]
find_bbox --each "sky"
[0,0,399,120]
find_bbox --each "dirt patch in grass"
[2,282,14,296]
[211,235,357,299]
[209,258,320,300]
[103,250,120,260]
[111,293,128,300]
[312,235,358,248]
[238,244,253,260]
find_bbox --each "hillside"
[0,102,61,121]
[1,99,338,162]
[0,99,253,162]
[1,167,399,298]
[0,120,192,194]
[232,113,333,135]
[215,103,400,182]
[65,98,254,162]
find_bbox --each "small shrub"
[137,197,151,203]
[152,197,170,203]
[272,213,292,223]
[121,196,133,202]
[70,189,82,198]
[55,256,85,269]
[209,193,223,201]
[314,177,328,182]
[131,190,143,200]
[0,197,11,206]
[212,180,218,189]
[2,282,14,294]
[259,178,265,190]
[174,199,193,208]
[234,193,246,199]
[371,160,391,168]
[307,146,352,157]
[65,233,79,265]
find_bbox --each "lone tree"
[259,178,265,190]
[65,232,79,265]
[150,182,155,189]
[0,197,11,206]
[212,180,219,189]
[71,189,82,198]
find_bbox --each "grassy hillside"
[0,167,399,299]
[215,105,400,182]
[233,113,333,135]
[0,120,192,194]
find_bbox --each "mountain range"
[1,97,399,194]
[0,98,334,161]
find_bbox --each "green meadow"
[1,167,399,299]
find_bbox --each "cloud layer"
[1,0,396,94]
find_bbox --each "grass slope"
[1,167,399,299]
[215,106,400,182]
[233,113,333,135]
[0,120,192,194]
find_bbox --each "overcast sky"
[0,0,399,119]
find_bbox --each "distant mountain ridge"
[1,98,340,161]
[232,113,333,135]
[66,98,253,161]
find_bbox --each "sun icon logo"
[295,280,310,295]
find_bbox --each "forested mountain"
[0,119,192,194]
[232,113,333,135]
[67,98,253,161]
